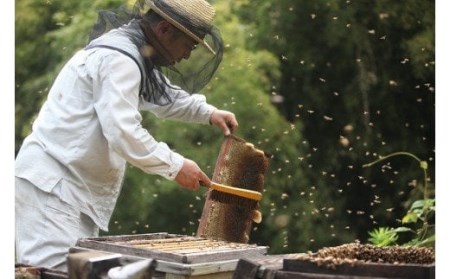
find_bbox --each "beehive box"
[280,259,435,279]
[232,254,305,279]
[281,243,435,279]
[75,233,268,264]
[232,243,435,279]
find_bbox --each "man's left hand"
[210,109,238,136]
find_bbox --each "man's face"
[157,25,198,66]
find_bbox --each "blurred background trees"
[15,0,434,254]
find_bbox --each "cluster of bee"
[294,242,434,269]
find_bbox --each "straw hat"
[147,0,216,54]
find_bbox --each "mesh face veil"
[88,0,224,105]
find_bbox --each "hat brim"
[149,2,216,55]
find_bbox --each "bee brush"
[202,182,262,208]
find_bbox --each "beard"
[139,20,175,67]
[150,52,173,66]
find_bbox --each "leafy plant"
[363,152,435,247]
[368,227,399,247]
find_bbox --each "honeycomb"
[197,135,269,243]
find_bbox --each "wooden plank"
[15,265,68,279]
[121,236,201,246]
[232,254,307,279]
[78,232,172,243]
[157,259,239,276]
[129,239,260,253]
[132,239,213,249]
[274,271,390,279]
[76,238,188,263]
[185,247,268,263]
[165,271,234,279]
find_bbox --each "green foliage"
[368,227,399,247]
[15,0,124,153]
[236,0,435,251]
[364,152,435,247]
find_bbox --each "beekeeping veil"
[88,0,224,105]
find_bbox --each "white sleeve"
[92,51,184,180]
[140,70,217,124]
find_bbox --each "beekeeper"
[15,0,237,271]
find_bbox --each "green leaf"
[402,211,418,224]
[410,200,425,210]
[368,227,399,247]
[418,235,435,246]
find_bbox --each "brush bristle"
[209,190,259,208]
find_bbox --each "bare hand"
[175,159,211,190]
[210,109,238,136]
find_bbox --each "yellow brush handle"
[209,182,262,201]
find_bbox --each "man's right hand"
[175,159,211,190]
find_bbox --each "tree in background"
[15,0,119,153]
[236,0,435,251]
